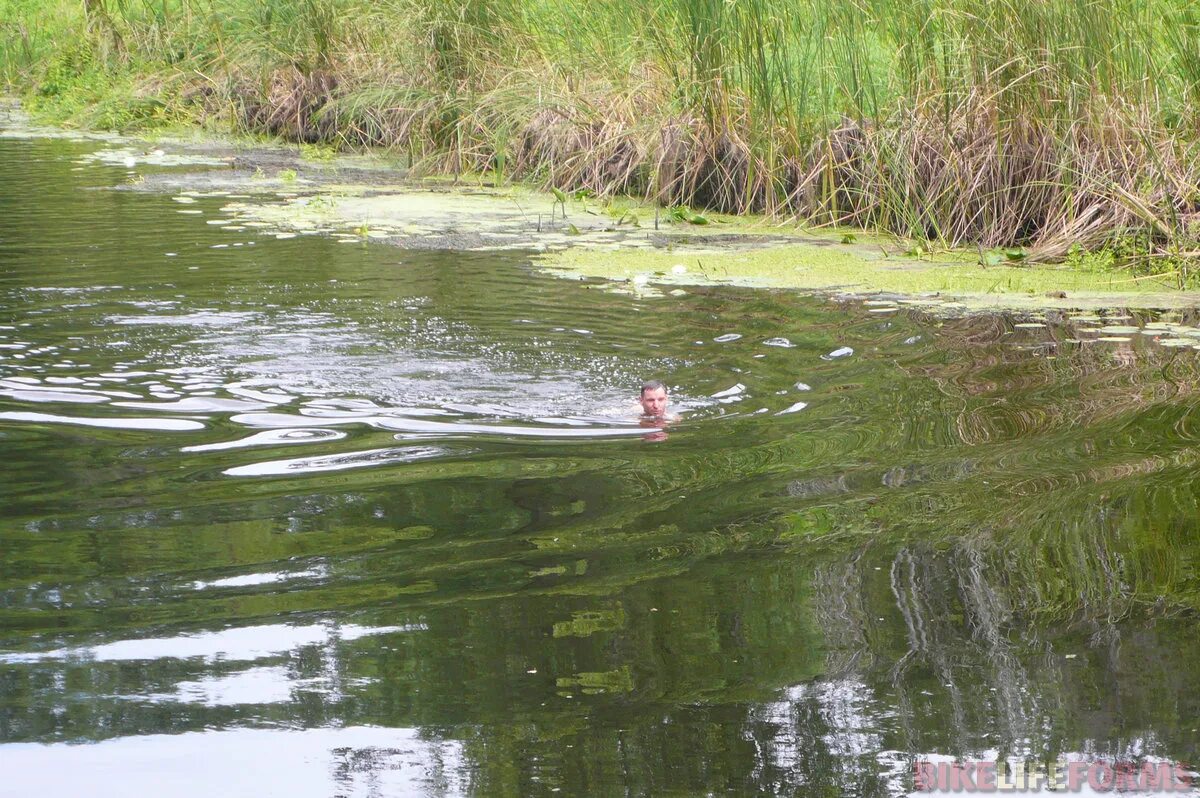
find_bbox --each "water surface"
[2,132,1199,796]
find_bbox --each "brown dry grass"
[271,68,1198,259]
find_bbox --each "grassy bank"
[5,0,1200,279]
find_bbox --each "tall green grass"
[4,0,1200,261]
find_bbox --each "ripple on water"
[0,411,205,431]
[0,386,112,404]
[0,622,417,664]
[224,410,654,440]
[110,311,261,327]
[181,427,346,452]
[222,444,453,477]
[190,565,328,590]
[711,383,746,403]
[111,396,278,413]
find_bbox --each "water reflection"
[2,128,1200,796]
[0,728,468,797]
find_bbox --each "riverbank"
[4,100,1197,312]
[5,0,1200,280]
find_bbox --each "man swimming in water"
[633,380,680,421]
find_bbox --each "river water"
[1,130,1199,796]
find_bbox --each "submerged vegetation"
[6,0,1200,273]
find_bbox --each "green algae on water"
[537,241,1200,310]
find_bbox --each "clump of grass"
[300,141,336,161]
[5,0,1200,276]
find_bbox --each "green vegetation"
[6,0,1200,277]
[540,239,1200,304]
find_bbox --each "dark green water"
[2,132,1200,796]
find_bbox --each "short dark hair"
[641,380,666,396]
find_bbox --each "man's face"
[640,387,668,417]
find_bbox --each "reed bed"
[5,0,1200,262]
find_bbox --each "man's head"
[639,380,669,417]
